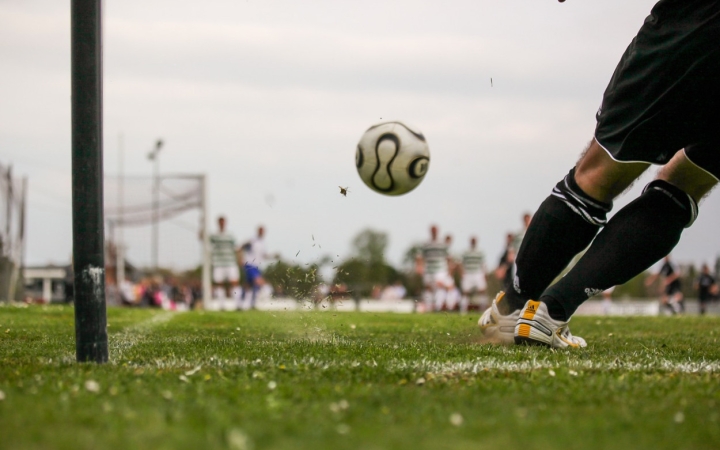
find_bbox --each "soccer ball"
[355,121,430,196]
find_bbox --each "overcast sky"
[2,0,719,274]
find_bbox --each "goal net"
[103,174,210,301]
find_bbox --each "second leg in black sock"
[541,180,697,320]
[502,168,609,313]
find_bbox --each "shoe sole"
[514,321,553,346]
[514,300,553,346]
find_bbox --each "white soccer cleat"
[514,300,587,348]
[478,291,520,345]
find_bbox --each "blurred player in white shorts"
[209,216,240,302]
[419,225,450,312]
[460,236,488,313]
[240,225,268,310]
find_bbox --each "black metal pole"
[71,0,108,363]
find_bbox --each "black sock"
[541,180,697,321]
[502,168,608,313]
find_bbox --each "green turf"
[1,304,719,450]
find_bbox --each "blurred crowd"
[90,212,719,315]
[111,276,202,311]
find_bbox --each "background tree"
[333,228,401,297]
[264,259,321,300]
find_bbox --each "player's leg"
[434,284,446,312]
[699,297,708,315]
[473,273,488,311]
[244,265,258,310]
[430,273,442,311]
[667,290,682,315]
[663,292,677,315]
[212,266,228,301]
[422,287,432,313]
[512,0,720,346]
[676,290,686,314]
[500,140,648,315]
[212,268,220,299]
[538,150,716,323]
[239,263,252,309]
[658,291,674,315]
[459,290,469,314]
[448,286,461,312]
[447,274,461,311]
[460,275,471,314]
[249,271,264,310]
[421,274,434,313]
[229,266,242,310]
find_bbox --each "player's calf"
[502,167,611,313]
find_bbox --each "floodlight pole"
[201,175,211,305]
[148,139,163,271]
[71,0,108,363]
[117,133,125,285]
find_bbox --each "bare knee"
[657,150,717,202]
[573,140,649,203]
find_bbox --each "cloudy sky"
[2,0,719,274]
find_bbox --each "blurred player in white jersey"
[460,236,488,313]
[419,225,449,312]
[241,225,268,310]
[209,216,240,302]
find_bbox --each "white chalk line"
[55,311,178,364]
[119,353,720,374]
[111,311,176,352]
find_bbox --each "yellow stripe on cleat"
[517,324,531,338]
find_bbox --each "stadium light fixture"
[149,139,164,270]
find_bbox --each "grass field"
[1,304,719,450]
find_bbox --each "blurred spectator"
[380,280,406,300]
[695,263,717,315]
[645,255,684,315]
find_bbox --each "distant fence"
[0,163,27,302]
[575,299,659,316]
[203,297,718,316]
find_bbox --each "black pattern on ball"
[371,133,400,192]
[408,157,429,179]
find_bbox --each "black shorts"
[595,0,720,180]
[665,282,682,296]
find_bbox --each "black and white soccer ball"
[355,121,430,196]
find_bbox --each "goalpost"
[103,174,212,305]
[71,0,107,363]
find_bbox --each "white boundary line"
[114,355,720,374]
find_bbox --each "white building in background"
[23,265,70,303]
